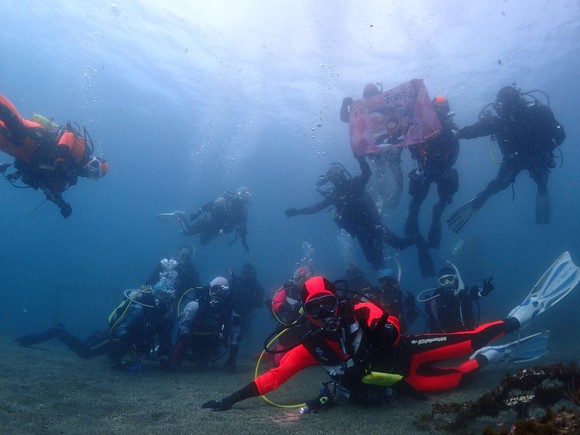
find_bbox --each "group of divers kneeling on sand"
[15,251,580,415]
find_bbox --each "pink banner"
[348,79,442,155]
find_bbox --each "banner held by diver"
[348,79,442,155]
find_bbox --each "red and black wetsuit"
[256,301,401,403]
[254,302,519,398]
[400,317,518,391]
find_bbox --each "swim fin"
[416,236,435,278]
[447,197,478,233]
[156,211,186,221]
[535,191,551,225]
[14,326,60,346]
[427,222,441,250]
[0,162,11,174]
[508,251,580,329]
[470,331,549,364]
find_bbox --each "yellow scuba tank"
[362,371,403,386]
[30,113,59,131]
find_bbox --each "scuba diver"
[341,261,373,294]
[405,95,460,249]
[447,84,566,232]
[169,276,241,372]
[145,245,200,302]
[285,154,435,277]
[365,267,419,334]
[231,263,266,336]
[201,251,578,412]
[270,266,313,366]
[15,287,173,371]
[0,93,109,218]
[144,246,201,367]
[340,83,404,210]
[162,187,251,251]
[418,264,495,333]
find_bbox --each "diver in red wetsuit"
[201,253,579,411]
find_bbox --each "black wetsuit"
[185,192,249,250]
[424,285,488,333]
[406,112,460,249]
[15,291,170,365]
[287,156,414,271]
[458,102,565,222]
[145,258,200,358]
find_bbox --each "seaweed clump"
[417,362,580,432]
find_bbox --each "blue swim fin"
[470,331,549,364]
[508,251,580,329]
[446,197,478,233]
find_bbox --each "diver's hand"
[173,211,186,221]
[341,97,353,112]
[202,382,259,411]
[285,208,298,218]
[60,202,72,219]
[340,97,353,122]
[201,398,234,411]
[481,277,495,297]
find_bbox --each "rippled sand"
[0,335,572,434]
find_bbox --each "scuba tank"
[30,113,59,132]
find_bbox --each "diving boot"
[470,331,549,364]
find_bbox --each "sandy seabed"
[0,335,576,435]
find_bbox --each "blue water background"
[1,0,579,346]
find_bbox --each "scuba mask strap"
[83,125,95,159]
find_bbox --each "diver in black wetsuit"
[15,288,171,370]
[285,154,435,277]
[176,187,252,251]
[447,84,566,232]
[405,96,460,250]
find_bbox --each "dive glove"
[202,381,260,411]
[481,277,495,297]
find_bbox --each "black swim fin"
[427,223,441,250]
[14,328,59,346]
[416,236,435,278]
[535,191,550,225]
[447,197,478,233]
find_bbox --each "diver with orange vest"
[201,252,579,412]
[0,93,108,218]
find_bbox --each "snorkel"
[448,261,465,297]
